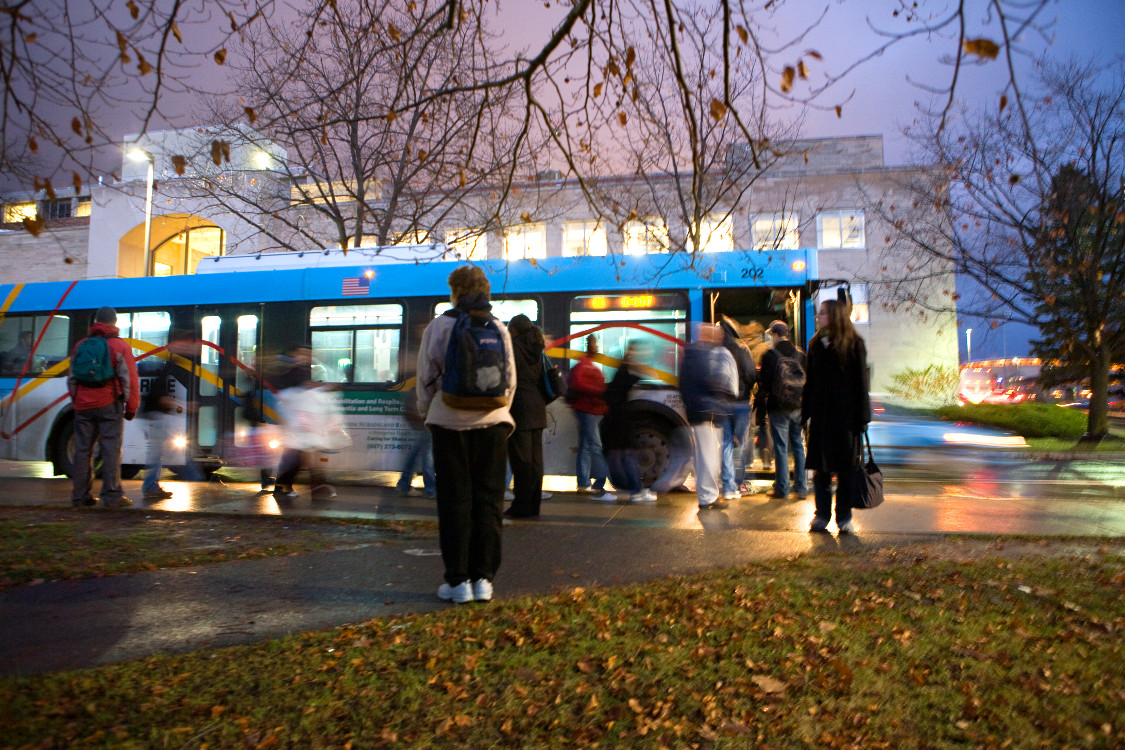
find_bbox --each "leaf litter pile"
[3,539,1122,749]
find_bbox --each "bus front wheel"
[609,416,692,495]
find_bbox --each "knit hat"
[94,306,117,324]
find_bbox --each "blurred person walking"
[802,299,871,534]
[679,323,738,510]
[600,341,654,503]
[417,265,516,604]
[67,306,140,509]
[755,320,808,499]
[565,334,613,501]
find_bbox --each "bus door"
[192,307,263,466]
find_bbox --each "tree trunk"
[1082,344,1111,442]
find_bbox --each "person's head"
[695,322,722,345]
[816,299,859,357]
[94,306,117,325]
[447,265,490,306]
[18,330,33,346]
[585,334,599,356]
[768,320,789,341]
[288,343,312,364]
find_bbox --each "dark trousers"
[813,469,852,524]
[275,448,326,490]
[70,402,125,503]
[506,428,544,516]
[431,423,508,586]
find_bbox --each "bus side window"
[309,303,404,384]
[0,315,70,376]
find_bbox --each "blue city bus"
[0,248,818,491]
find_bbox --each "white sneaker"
[540,492,552,499]
[472,579,493,602]
[438,581,474,604]
[634,489,657,503]
[837,520,857,535]
[592,490,617,502]
[809,516,830,533]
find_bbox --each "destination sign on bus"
[575,294,680,312]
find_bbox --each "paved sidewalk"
[2,465,1124,677]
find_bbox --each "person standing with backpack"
[417,265,517,604]
[755,320,808,500]
[67,306,140,509]
[802,300,872,534]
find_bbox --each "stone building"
[0,128,958,395]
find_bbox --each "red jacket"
[67,322,141,414]
[566,356,608,415]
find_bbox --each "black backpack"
[771,351,806,411]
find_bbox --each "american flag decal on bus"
[341,276,370,296]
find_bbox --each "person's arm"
[115,341,141,417]
[854,339,872,428]
[415,322,440,420]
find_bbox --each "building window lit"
[817,283,870,325]
[503,223,546,260]
[816,209,865,249]
[750,212,799,250]
[622,219,670,255]
[152,226,225,276]
[445,228,488,260]
[696,215,734,253]
[75,197,91,218]
[562,220,607,257]
[3,201,37,223]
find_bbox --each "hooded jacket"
[67,321,141,414]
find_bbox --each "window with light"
[751,213,799,250]
[622,219,670,255]
[816,210,865,249]
[3,202,37,223]
[154,226,225,276]
[445,228,488,260]
[309,304,404,384]
[503,223,546,260]
[696,215,734,253]
[562,220,608,257]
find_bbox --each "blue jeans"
[720,405,750,495]
[142,414,167,493]
[769,409,807,496]
[606,448,642,493]
[397,427,435,495]
[575,411,608,491]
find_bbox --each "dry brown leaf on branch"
[963,38,1000,60]
[709,98,727,121]
[781,66,795,93]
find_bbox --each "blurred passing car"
[865,401,1028,466]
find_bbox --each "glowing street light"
[965,328,973,363]
[128,147,154,277]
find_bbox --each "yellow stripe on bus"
[0,283,25,325]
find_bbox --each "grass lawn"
[2,537,1122,749]
[0,506,431,588]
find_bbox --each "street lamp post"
[128,148,154,277]
[965,328,973,364]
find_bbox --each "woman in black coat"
[503,315,550,518]
[801,299,871,534]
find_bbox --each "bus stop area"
[2,460,1124,677]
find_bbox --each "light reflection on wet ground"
[1,455,1123,537]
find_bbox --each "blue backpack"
[441,309,510,410]
[72,335,115,387]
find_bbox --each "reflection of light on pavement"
[157,488,192,512]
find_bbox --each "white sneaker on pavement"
[837,520,857,534]
[438,581,474,604]
[635,489,657,503]
[472,579,493,602]
[592,490,617,502]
